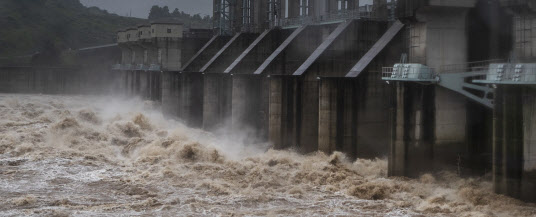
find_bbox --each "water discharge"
[0,94,535,216]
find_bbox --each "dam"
[2,0,536,215]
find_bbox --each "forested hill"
[0,0,143,58]
[148,5,212,29]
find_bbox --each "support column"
[178,73,204,127]
[318,78,338,153]
[203,74,232,131]
[522,87,536,202]
[269,76,284,148]
[161,71,180,118]
[148,71,162,101]
[138,71,150,99]
[269,76,298,149]
[299,73,319,153]
[389,82,435,177]
[494,86,536,202]
[342,79,358,159]
[231,75,268,141]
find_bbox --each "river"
[0,94,534,216]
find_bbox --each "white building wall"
[126,29,139,42]
[117,31,128,43]
[151,24,183,38]
[138,26,152,40]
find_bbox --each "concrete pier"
[202,73,232,131]
[161,71,180,118]
[389,82,436,176]
[231,74,269,141]
[269,75,299,149]
[493,86,536,202]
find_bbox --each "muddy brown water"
[0,94,535,216]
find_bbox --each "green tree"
[147,5,212,29]
[148,5,163,20]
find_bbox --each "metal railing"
[439,59,504,74]
[149,64,162,71]
[112,64,162,71]
[279,7,376,28]
[318,10,374,23]
[240,24,263,33]
[475,64,536,83]
[382,65,437,81]
[280,16,315,27]
[134,64,144,71]
[112,64,122,70]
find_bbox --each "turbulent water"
[0,94,535,217]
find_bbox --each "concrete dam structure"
[1,0,536,203]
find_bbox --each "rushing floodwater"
[0,94,535,216]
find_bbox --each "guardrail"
[134,64,152,71]
[280,16,315,27]
[320,10,374,23]
[112,64,161,71]
[474,64,536,83]
[280,8,377,28]
[382,65,437,81]
[112,64,122,70]
[149,64,161,71]
[439,59,504,74]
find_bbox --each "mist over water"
[0,94,535,216]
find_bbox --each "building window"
[167,29,171,33]
[139,31,142,36]
[127,34,130,39]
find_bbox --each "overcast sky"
[80,0,213,19]
[80,0,375,19]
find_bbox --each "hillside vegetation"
[148,5,212,29]
[0,0,148,58]
[0,0,213,65]
[0,0,146,58]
